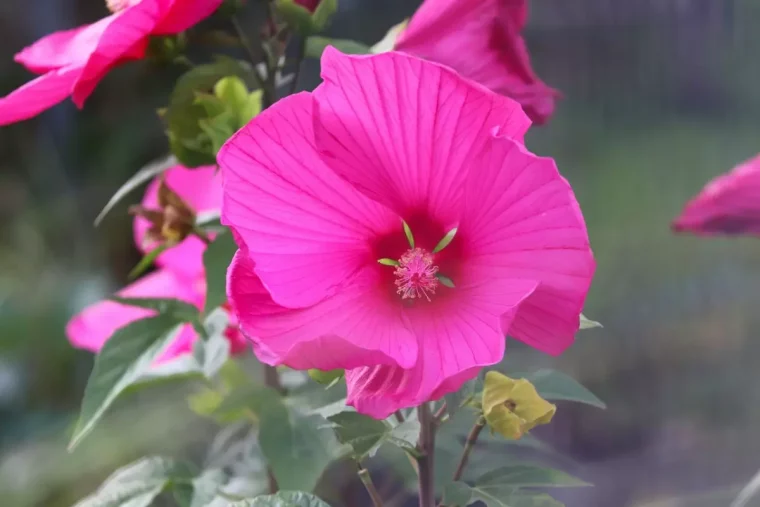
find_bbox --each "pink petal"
[134,165,222,280]
[219,92,399,308]
[312,48,531,226]
[345,276,538,419]
[153,0,224,34]
[395,0,557,124]
[0,66,81,126]
[227,248,417,371]
[672,154,760,236]
[71,2,159,107]
[460,133,595,355]
[14,21,111,73]
[66,269,201,356]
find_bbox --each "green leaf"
[442,482,564,507]
[229,491,331,506]
[274,0,314,34]
[370,19,408,54]
[194,92,227,118]
[173,468,227,507]
[579,313,602,330]
[166,58,253,167]
[240,90,264,125]
[476,465,590,488]
[198,111,237,155]
[193,311,232,378]
[69,316,190,449]
[328,412,418,459]
[110,297,200,322]
[433,227,458,253]
[311,0,337,32]
[304,36,371,59]
[72,457,194,507]
[524,369,606,409]
[203,231,238,314]
[214,76,249,119]
[308,369,344,386]
[217,386,345,490]
[128,243,170,280]
[94,155,176,226]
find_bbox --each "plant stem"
[231,15,273,105]
[433,402,447,424]
[288,36,306,96]
[263,364,285,493]
[417,403,436,507]
[451,417,485,482]
[393,410,406,423]
[357,464,385,507]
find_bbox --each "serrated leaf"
[328,412,417,459]
[217,386,345,490]
[476,465,590,488]
[203,231,238,314]
[69,316,191,449]
[72,457,194,507]
[110,297,200,322]
[579,313,602,330]
[229,491,331,506]
[94,155,176,226]
[525,369,606,409]
[304,37,371,59]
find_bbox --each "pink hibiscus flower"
[220,48,594,418]
[67,165,246,360]
[394,0,558,124]
[673,154,760,236]
[0,0,223,126]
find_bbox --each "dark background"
[1,0,760,506]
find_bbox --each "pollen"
[394,248,439,301]
[106,0,139,13]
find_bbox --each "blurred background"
[1,0,760,505]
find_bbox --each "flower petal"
[395,0,557,124]
[134,165,222,280]
[71,3,158,107]
[460,134,595,355]
[14,21,109,73]
[227,248,417,371]
[153,0,224,34]
[672,154,760,236]
[312,48,531,226]
[219,92,399,308]
[66,269,201,358]
[0,67,80,126]
[345,276,537,419]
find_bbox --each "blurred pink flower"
[66,165,246,360]
[295,0,320,12]
[394,0,558,124]
[673,154,760,236]
[221,48,594,418]
[0,0,222,126]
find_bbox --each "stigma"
[394,248,439,301]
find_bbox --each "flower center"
[394,248,439,301]
[106,0,139,13]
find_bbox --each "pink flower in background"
[67,165,246,360]
[394,0,558,124]
[673,154,760,236]
[295,0,320,12]
[0,0,223,126]
[221,48,594,418]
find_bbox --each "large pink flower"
[67,165,246,360]
[221,48,594,418]
[394,0,557,124]
[0,0,222,126]
[673,154,760,236]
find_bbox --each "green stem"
[437,417,486,507]
[417,403,436,507]
[358,464,385,507]
[231,16,274,106]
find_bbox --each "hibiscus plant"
[1,0,604,506]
